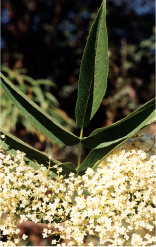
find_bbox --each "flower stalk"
[77,129,83,168]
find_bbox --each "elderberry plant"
[0,1,156,245]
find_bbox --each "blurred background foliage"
[1,0,155,159]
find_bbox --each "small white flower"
[53,164,58,168]
[51,239,57,245]
[57,167,62,173]
[22,234,28,240]
[14,238,19,244]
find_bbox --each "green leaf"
[0,129,77,178]
[45,92,60,107]
[0,73,80,146]
[77,138,128,175]
[20,75,35,85]
[35,79,56,88]
[60,162,77,177]
[81,98,156,149]
[75,0,108,129]
[32,86,45,104]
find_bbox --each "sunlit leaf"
[81,98,156,149]
[76,0,108,129]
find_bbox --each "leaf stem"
[77,129,83,168]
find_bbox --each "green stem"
[77,129,83,168]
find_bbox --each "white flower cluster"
[0,137,156,246]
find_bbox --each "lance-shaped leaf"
[0,73,79,146]
[77,138,128,176]
[0,129,77,178]
[81,98,156,149]
[75,0,108,129]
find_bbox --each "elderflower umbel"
[0,137,156,246]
